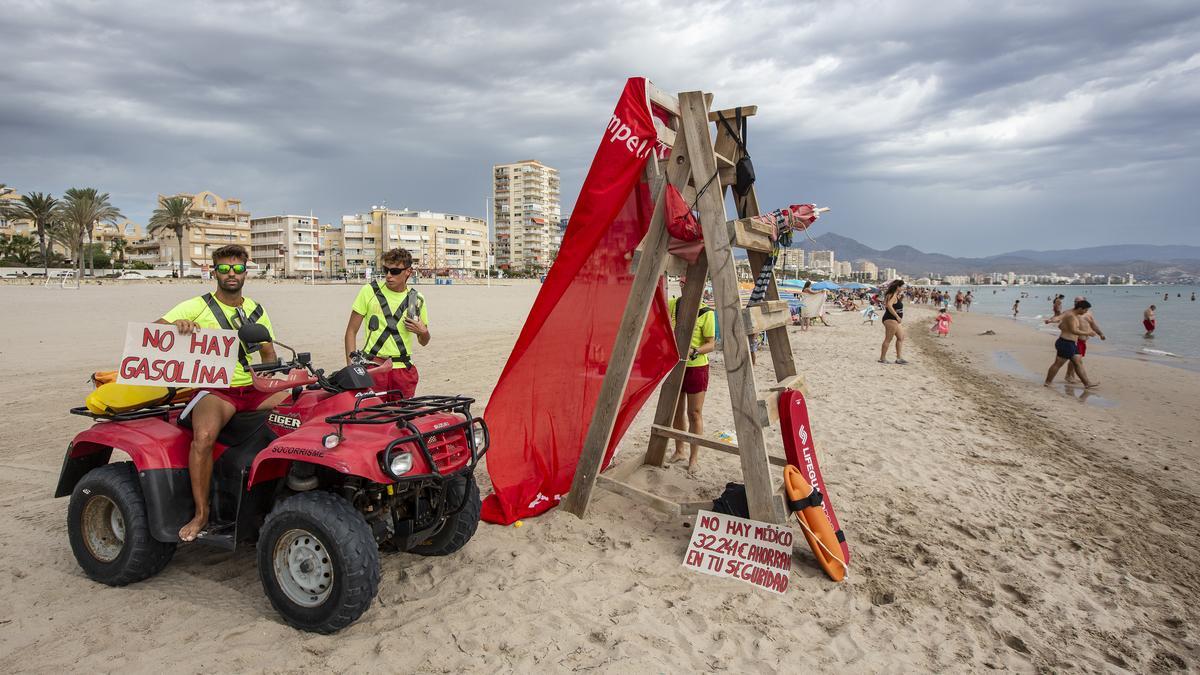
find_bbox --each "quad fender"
[56,419,191,498]
[249,422,395,488]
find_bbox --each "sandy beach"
[0,280,1197,672]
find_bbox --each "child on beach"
[932,308,952,337]
[1012,299,1020,318]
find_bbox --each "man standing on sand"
[343,248,430,399]
[1045,300,1099,389]
[1012,299,1020,318]
[157,244,284,542]
[1143,305,1157,337]
[1045,296,1105,384]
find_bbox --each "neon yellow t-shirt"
[351,282,429,369]
[668,297,716,367]
[160,295,275,387]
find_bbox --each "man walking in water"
[1143,305,1157,337]
[1045,300,1099,389]
[1046,296,1105,383]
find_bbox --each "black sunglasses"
[384,266,410,276]
[216,263,247,274]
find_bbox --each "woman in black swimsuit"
[879,279,908,364]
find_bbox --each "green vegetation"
[147,196,195,279]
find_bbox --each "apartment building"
[808,250,835,274]
[492,159,561,273]
[881,267,899,281]
[140,191,252,273]
[855,260,878,280]
[250,215,321,277]
[777,247,804,273]
[335,207,489,277]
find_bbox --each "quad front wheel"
[409,474,481,557]
[67,462,176,585]
[257,491,380,634]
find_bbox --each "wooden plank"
[726,218,773,253]
[596,475,680,517]
[742,300,791,334]
[651,425,787,465]
[708,105,758,122]
[680,500,716,516]
[561,159,679,519]
[677,90,779,524]
[604,451,650,482]
[714,151,735,168]
[762,374,807,425]
[651,423,738,453]
[645,256,708,466]
[647,82,680,116]
[654,120,677,148]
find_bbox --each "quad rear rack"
[324,395,476,428]
[69,403,186,422]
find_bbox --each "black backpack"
[711,482,750,518]
[718,109,755,197]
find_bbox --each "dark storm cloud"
[2,0,1197,255]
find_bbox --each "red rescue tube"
[785,464,846,582]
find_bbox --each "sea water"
[930,284,1200,369]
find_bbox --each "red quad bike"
[55,322,489,633]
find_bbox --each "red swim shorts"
[681,364,709,395]
[209,385,281,413]
[1144,319,1156,332]
[1076,339,1087,357]
[383,364,420,401]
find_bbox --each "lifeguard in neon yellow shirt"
[156,244,284,542]
[343,248,431,399]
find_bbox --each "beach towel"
[480,78,678,525]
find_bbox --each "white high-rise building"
[808,250,835,274]
[881,267,899,281]
[492,159,561,273]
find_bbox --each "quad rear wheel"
[258,491,380,633]
[67,462,176,585]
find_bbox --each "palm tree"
[8,192,60,279]
[58,188,123,280]
[109,236,128,269]
[148,196,195,278]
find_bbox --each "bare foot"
[686,464,698,478]
[1085,382,1100,389]
[667,452,687,464]
[1064,377,1076,383]
[1043,382,1052,387]
[179,513,207,542]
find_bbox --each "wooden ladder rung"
[761,374,807,425]
[726,217,774,253]
[708,105,758,122]
[714,151,736,168]
[651,424,785,464]
[596,475,681,516]
[742,300,790,333]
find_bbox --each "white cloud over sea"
[1,0,1197,255]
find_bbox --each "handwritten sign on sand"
[683,510,793,595]
[118,322,239,388]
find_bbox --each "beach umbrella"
[844,282,871,290]
[811,280,841,291]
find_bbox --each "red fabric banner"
[480,78,678,524]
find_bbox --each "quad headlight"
[472,424,488,452]
[388,451,413,477]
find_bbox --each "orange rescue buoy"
[785,464,847,581]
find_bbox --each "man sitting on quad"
[156,244,284,542]
[343,247,430,399]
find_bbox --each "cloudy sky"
[2,0,1197,256]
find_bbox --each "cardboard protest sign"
[117,322,239,388]
[682,510,793,595]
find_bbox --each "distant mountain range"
[790,233,1200,280]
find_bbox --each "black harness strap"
[787,488,824,513]
[201,293,264,372]
[365,281,417,365]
